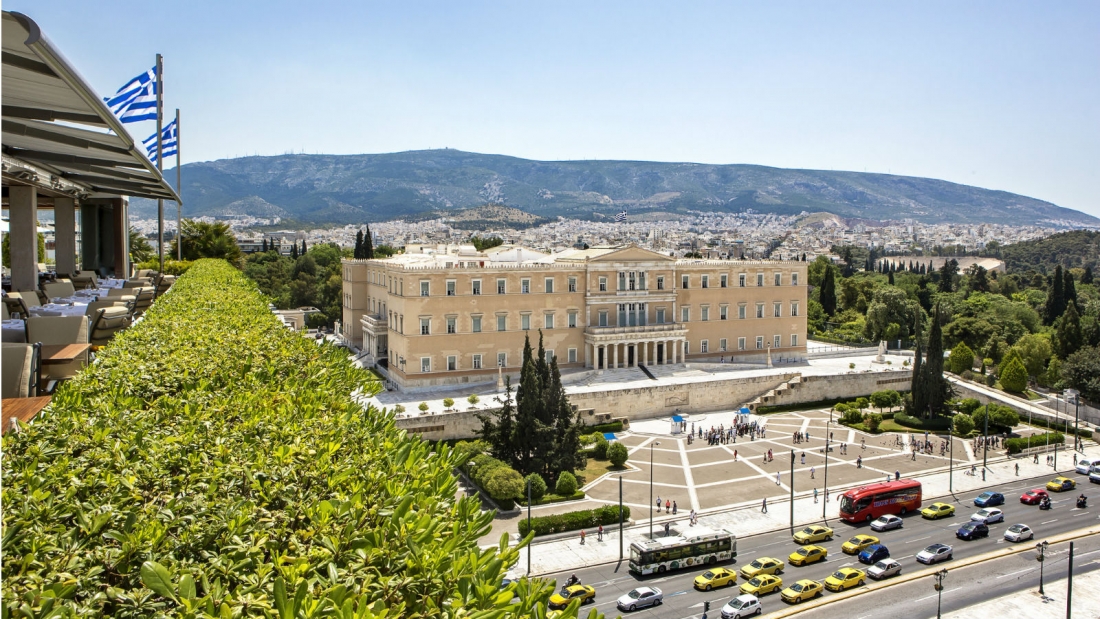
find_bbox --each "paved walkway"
[942,570,1100,619]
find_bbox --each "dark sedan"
[956,522,990,541]
[974,491,1004,507]
[858,544,890,565]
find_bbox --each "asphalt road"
[543,470,1100,618]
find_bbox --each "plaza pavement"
[496,407,1100,576]
[941,570,1100,619]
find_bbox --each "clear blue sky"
[11,1,1100,217]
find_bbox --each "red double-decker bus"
[839,479,922,523]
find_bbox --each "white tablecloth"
[73,288,110,299]
[29,303,89,318]
[2,319,25,342]
[101,278,126,289]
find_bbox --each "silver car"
[971,508,1004,524]
[867,558,902,580]
[1004,524,1034,542]
[616,587,663,612]
[916,543,953,564]
[720,594,762,619]
[870,514,903,532]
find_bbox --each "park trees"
[863,286,918,341]
[947,341,975,375]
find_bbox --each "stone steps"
[745,374,803,412]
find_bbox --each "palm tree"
[171,220,242,265]
[129,227,155,263]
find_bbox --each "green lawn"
[578,457,627,485]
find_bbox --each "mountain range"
[130,149,1098,227]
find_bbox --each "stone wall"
[776,370,913,406]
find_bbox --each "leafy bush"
[419,401,430,412]
[956,398,982,416]
[518,505,630,537]
[961,370,974,381]
[972,403,1021,432]
[2,259,546,618]
[393,404,406,413]
[863,413,884,432]
[443,397,455,409]
[953,413,975,435]
[948,341,976,374]
[585,420,624,433]
[841,408,864,425]
[591,434,609,459]
[1025,416,1093,438]
[608,441,629,467]
[1005,432,1065,454]
[135,259,193,275]
[855,397,869,410]
[467,394,480,406]
[834,402,850,413]
[1000,356,1029,393]
[483,466,525,504]
[893,412,952,431]
[555,471,579,496]
[516,490,586,507]
[524,473,547,501]
[985,373,997,387]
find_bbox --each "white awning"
[1,11,180,202]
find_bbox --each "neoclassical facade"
[342,244,807,389]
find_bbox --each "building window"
[701,305,710,321]
[521,314,531,330]
[656,308,666,324]
[497,278,506,294]
[420,281,430,297]
[446,280,456,296]
[791,302,799,317]
[682,275,689,289]
[773,302,782,318]
[473,354,482,369]
[701,340,709,353]
[702,275,709,289]
[791,334,799,347]
[420,318,431,335]
[773,335,781,348]
[472,315,482,333]
[498,352,507,367]
[545,313,554,329]
[721,274,728,288]
[720,338,727,351]
[568,277,577,292]
[597,310,608,327]
[545,277,554,293]
[421,357,431,372]
[599,276,607,292]
[684,341,690,355]
[792,272,799,286]
[657,276,665,290]
[568,348,577,363]
[447,317,457,334]
[545,350,555,364]
[756,303,764,319]
[521,279,530,294]
[568,311,577,328]
[448,355,457,371]
[774,273,782,286]
[497,315,507,331]
[739,304,747,320]
[757,273,764,287]
[756,336,764,350]
[472,280,482,295]
[681,306,690,322]
[739,274,746,287]
[738,337,746,351]
[720,305,728,320]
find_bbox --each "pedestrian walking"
[895,470,900,481]
[665,499,671,513]
[814,487,819,503]
[801,453,806,465]
[1016,462,1020,476]
[734,449,738,461]
[856,456,862,468]
[776,470,781,485]
[580,529,586,544]
[664,522,671,536]
[672,500,678,514]
[761,497,768,513]
[690,509,697,525]
[810,466,816,479]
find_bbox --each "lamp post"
[933,568,948,619]
[823,409,832,519]
[1067,389,1080,452]
[949,425,954,493]
[1037,540,1049,596]
[789,449,795,536]
[649,441,661,538]
[619,475,624,561]
[526,478,532,575]
[982,403,989,482]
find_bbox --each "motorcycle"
[1078,496,1088,509]
[565,575,580,587]
[1039,499,1052,511]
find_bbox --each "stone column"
[612,343,618,369]
[672,339,678,364]
[54,197,77,276]
[641,341,648,366]
[111,198,128,277]
[9,186,38,291]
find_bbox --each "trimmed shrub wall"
[518,505,630,537]
[893,412,953,431]
[1006,432,1065,454]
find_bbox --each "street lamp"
[933,568,948,619]
[982,403,989,482]
[823,409,832,519]
[649,441,661,538]
[1066,388,1080,452]
[1036,540,1049,596]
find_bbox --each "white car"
[720,594,761,619]
[867,558,902,580]
[916,543,953,564]
[971,508,1004,524]
[870,514,903,532]
[1004,524,1035,542]
[616,587,663,612]
[1076,458,1098,475]
[1090,465,1100,484]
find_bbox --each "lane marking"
[894,554,914,561]
[1041,519,1059,524]
[915,585,961,603]
[996,567,1034,579]
[906,535,932,543]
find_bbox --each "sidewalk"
[943,570,1100,619]
[505,441,1100,575]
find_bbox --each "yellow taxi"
[740,573,783,596]
[788,545,828,566]
[1047,477,1077,492]
[548,585,595,610]
[694,567,737,591]
[824,567,866,591]
[739,557,785,580]
[792,525,834,544]
[842,534,880,554]
[921,502,956,519]
[780,579,824,604]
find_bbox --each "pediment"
[589,245,674,263]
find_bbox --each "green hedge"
[516,490,587,507]
[2,260,549,618]
[135,258,193,275]
[585,420,624,433]
[893,412,953,431]
[1006,432,1065,454]
[1026,416,1094,439]
[518,505,630,537]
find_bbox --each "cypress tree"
[478,376,516,466]
[1082,266,1094,285]
[925,303,951,416]
[547,357,585,477]
[301,240,307,255]
[290,241,298,259]
[1055,302,1083,359]
[513,335,544,475]
[1044,265,1065,325]
[262,238,268,252]
[1063,268,1077,313]
[909,311,926,417]
[354,230,364,259]
[365,225,375,259]
[820,266,837,316]
[888,270,895,286]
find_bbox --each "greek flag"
[104,66,158,123]
[143,119,178,162]
[614,209,627,222]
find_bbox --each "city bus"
[628,527,736,575]
[839,479,922,523]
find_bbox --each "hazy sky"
[11,1,1100,216]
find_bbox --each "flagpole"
[175,108,182,261]
[155,53,164,273]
